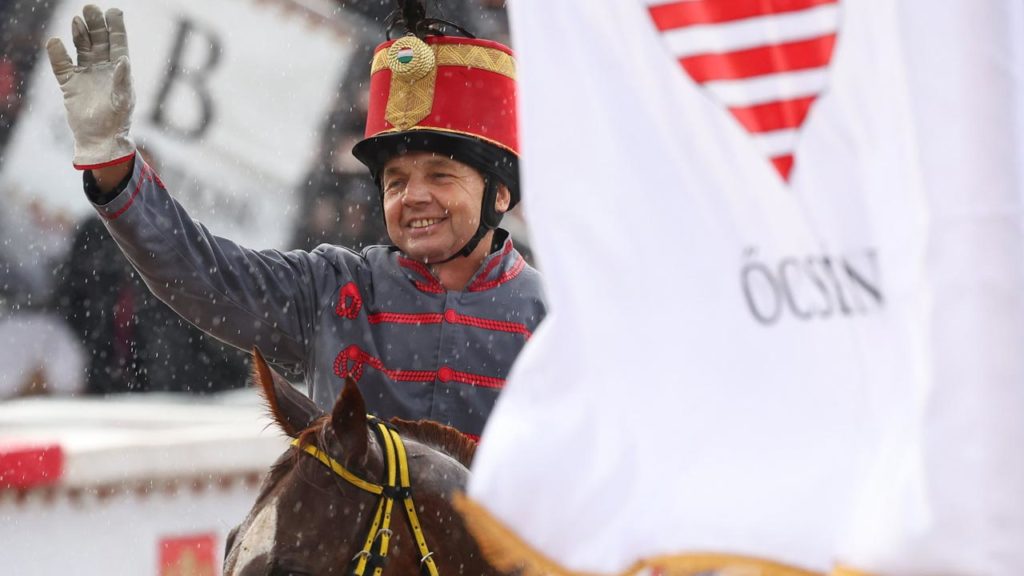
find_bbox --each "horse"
[223,348,502,575]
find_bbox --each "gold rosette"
[384,35,438,129]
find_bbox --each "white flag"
[464,0,1024,574]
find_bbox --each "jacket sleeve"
[85,157,345,368]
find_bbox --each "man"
[45,4,546,438]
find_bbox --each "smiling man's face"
[381,151,492,263]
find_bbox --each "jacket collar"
[394,229,525,293]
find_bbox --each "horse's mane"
[390,418,477,469]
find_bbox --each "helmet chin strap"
[431,176,502,265]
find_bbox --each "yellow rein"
[290,419,440,576]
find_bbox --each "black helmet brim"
[352,130,520,208]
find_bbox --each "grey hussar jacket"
[85,158,547,438]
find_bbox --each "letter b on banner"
[150,18,221,139]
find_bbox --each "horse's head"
[223,348,496,575]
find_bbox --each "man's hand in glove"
[47,4,135,190]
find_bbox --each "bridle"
[291,417,440,576]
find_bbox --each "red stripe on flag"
[771,155,795,180]
[728,95,817,133]
[650,0,837,30]
[0,443,64,489]
[680,34,836,82]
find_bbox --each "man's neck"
[432,230,498,291]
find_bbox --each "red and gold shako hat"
[352,34,520,206]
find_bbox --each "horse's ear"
[330,376,368,469]
[252,347,323,437]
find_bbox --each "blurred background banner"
[467,0,1024,574]
[0,0,356,250]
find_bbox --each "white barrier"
[0,391,289,575]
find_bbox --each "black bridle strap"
[291,418,440,576]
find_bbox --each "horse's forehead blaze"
[231,495,279,572]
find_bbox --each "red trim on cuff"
[74,151,137,171]
[100,161,153,221]
[0,443,64,489]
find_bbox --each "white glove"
[46,5,136,170]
